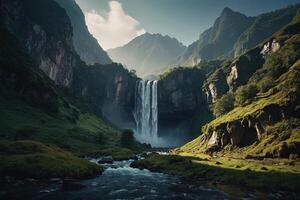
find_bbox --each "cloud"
[85,1,146,50]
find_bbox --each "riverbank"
[0,140,103,179]
[0,158,229,200]
[131,153,300,198]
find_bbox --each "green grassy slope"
[0,23,136,179]
[132,10,300,196]
[0,140,102,179]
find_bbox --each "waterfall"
[134,80,158,146]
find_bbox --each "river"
[1,159,229,200]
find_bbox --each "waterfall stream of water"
[134,80,158,146]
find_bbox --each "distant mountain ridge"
[54,0,112,65]
[108,33,186,77]
[176,5,300,66]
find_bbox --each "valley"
[0,0,299,199]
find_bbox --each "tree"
[213,92,235,117]
[235,84,258,106]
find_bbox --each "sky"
[75,0,300,50]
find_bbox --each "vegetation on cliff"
[0,2,140,179]
[133,10,300,196]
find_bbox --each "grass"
[132,154,300,195]
[0,98,137,178]
[0,140,102,179]
[0,97,140,178]
[0,97,122,155]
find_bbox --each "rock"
[158,68,211,137]
[97,156,113,164]
[215,161,222,165]
[260,39,280,56]
[226,65,239,91]
[73,65,138,129]
[54,0,112,65]
[132,155,139,160]
[1,0,77,86]
[209,83,219,103]
[62,179,85,190]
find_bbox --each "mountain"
[107,33,186,77]
[0,0,144,179]
[0,0,77,86]
[233,5,300,57]
[0,0,137,129]
[54,0,112,65]
[132,9,300,194]
[179,9,300,159]
[176,5,299,66]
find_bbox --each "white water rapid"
[134,80,159,146]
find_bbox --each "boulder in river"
[97,156,114,164]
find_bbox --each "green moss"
[0,140,102,179]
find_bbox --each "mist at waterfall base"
[133,80,185,147]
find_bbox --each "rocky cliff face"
[205,104,285,152]
[176,8,254,66]
[204,47,265,103]
[0,0,77,86]
[203,67,229,103]
[0,0,138,129]
[0,25,60,113]
[54,0,112,65]
[72,63,138,129]
[178,11,300,158]
[233,5,299,57]
[157,67,212,139]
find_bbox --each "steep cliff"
[233,5,299,57]
[0,0,77,86]
[72,62,138,129]
[0,19,122,156]
[157,61,222,139]
[177,11,300,158]
[54,0,112,65]
[0,26,60,113]
[0,0,138,130]
[0,0,141,179]
[204,47,265,103]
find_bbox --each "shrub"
[257,77,274,92]
[213,92,235,117]
[121,129,135,148]
[235,84,258,106]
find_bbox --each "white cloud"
[85,1,146,50]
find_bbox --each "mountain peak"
[220,7,245,18]
[222,7,234,14]
[107,32,186,77]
